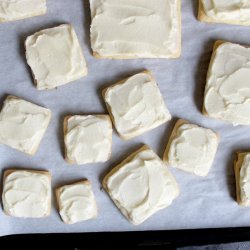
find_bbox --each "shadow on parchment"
[82,0,92,54]
[193,40,214,113]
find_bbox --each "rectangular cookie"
[90,0,181,59]
[103,145,180,225]
[2,169,51,218]
[203,40,250,125]
[0,0,46,23]
[56,180,98,224]
[63,114,112,164]
[0,95,51,155]
[163,119,219,177]
[235,152,250,206]
[102,71,171,140]
[198,0,250,26]
[25,24,88,90]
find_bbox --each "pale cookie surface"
[200,0,250,25]
[0,0,46,23]
[57,181,97,224]
[0,96,51,155]
[90,0,181,58]
[103,146,179,225]
[103,72,171,139]
[2,170,51,218]
[204,42,250,125]
[25,24,87,90]
[238,153,250,206]
[64,115,112,164]
[164,120,218,177]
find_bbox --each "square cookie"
[25,24,88,90]
[163,119,219,177]
[203,41,250,126]
[103,71,171,140]
[0,95,51,155]
[198,0,250,26]
[64,115,112,165]
[2,169,51,218]
[235,152,250,206]
[56,180,98,224]
[103,145,179,225]
[0,0,46,23]
[90,0,181,59]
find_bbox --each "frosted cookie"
[164,119,219,177]
[102,71,171,140]
[25,24,88,90]
[103,145,179,225]
[234,152,250,206]
[198,0,250,26]
[56,180,98,224]
[0,95,51,155]
[2,169,51,218]
[0,0,46,23]
[64,115,112,165]
[90,0,181,59]
[203,41,250,125]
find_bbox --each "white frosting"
[167,123,218,177]
[58,182,97,224]
[105,147,179,225]
[204,42,250,125]
[2,170,51,218]
[0,0,46,22]
[90,0,181,58]
[65,115,112,164]
[201,0,250,25]
[239,154,250,205]
[104,72,171,139]
[25,24,87,90]
[0,96,51,155]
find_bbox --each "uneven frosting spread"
[240,154,250,205]
[0,97,51,155]
[2,171,51,218]
[59,182,97,224]
[204,42,250,125]
[201,0,250,24]
[65,115,112,164]
[167,123,218,176]
[25,24,87,90]
[0,0,46,22]
[90,0,180,58]
[105,72,171,138]
[106,148,179,225]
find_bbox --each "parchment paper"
[1,0,250,236]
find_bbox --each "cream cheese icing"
[166,122,218,177]
[0,96,51,155]
[2,170,51,218]
[239,154,250,205]
[58,182,97,224]
[90,0,181,58]
[105,146,179,225]
[25,24,88,90]
[104,72,171,139]
[201,0,250,25]
[204,42,250,125]
[0,0,46,22]
[65,115,112,164]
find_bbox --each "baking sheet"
[1,0,250,236]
